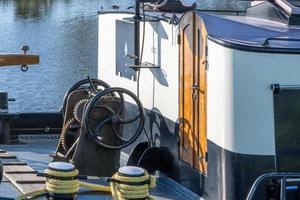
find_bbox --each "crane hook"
[21,64,28,72]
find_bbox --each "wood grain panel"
[179,12,194,166]
[4,170,45,194]
[193,18,208,173]
[0,152,17,159]
[2,151,45,194]
[179,12,208,173]
[0,54,39,67]
[3,165,36,173]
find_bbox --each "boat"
[1,0,300,199]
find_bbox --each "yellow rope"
[79,181,111,192]
[110,170,156,200]
[16,168,110,200]
[16,167,156,200]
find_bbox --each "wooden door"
[179,13,207,173]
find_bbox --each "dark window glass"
[274,90,300,172]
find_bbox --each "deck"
[0,137,200,200]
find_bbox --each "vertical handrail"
[280,177,286,200]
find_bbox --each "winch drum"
[56,94,123,176]
[55,78,112,160]
[72,87,145,177]
[71,96,124,176]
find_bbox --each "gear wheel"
[73,99,89,123]
[60,117,81,152]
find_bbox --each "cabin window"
[273,89,300,172]
[115,20,136,81]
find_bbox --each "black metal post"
[133,0,141,67]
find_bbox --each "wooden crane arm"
[0,54,39,67]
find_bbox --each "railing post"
[280,177,286,200]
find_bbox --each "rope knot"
[149,175,156,189]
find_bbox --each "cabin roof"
[197,11,300,53]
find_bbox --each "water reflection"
[0,0,126,112]
[198,0,250,10]
[14,0,55,20]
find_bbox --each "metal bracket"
[177,34,181,45]
[271,83,300,94]
[128,62,160,69]
[125,54,138,60]
[123,16,161,22]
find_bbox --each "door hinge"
[205,152,208,162]
[203,60,209,71]
[177,34,181,45]
[204,45,209,70]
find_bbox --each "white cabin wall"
[206,40,234,154]
[207,40,300,156]
[98,13,179,121]
[99,13,300,156]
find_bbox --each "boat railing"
[198,9,246,16]
[263,37,300,47]
[246,172,300,200]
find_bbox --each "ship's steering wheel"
[84,87,145,150]
[61,78,111,114]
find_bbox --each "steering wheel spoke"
[111,124,130,143]
[94,117,112,136]
[84,87,145,149]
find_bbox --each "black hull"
[135,108,276,199]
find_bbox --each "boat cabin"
[98,0,300,199]
[2,0,300,199]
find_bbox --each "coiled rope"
[17,163,156,200]
[44,168,80,194]
[110,169,156,200]
[16,165,110,200]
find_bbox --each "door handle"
[192,84,199,101]
[192,84,199,90]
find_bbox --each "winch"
[54,78,145,177]
[54,77,111,159]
